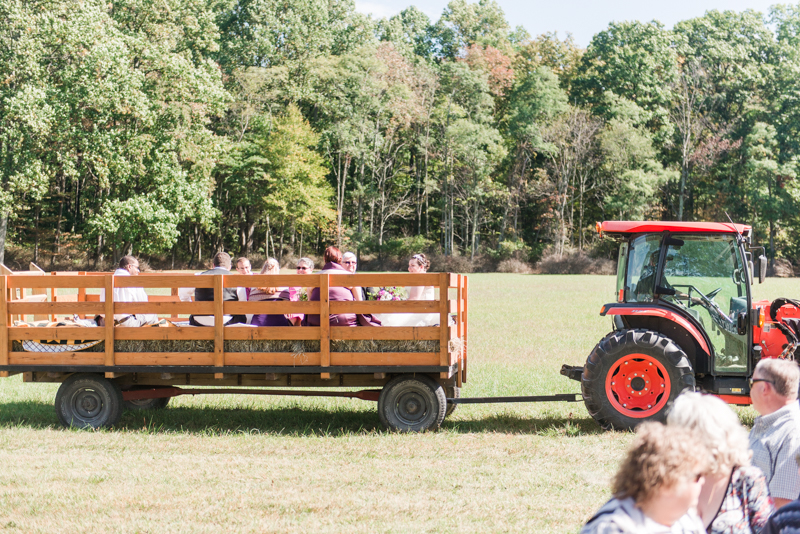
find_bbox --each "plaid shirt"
[749,402,800,501]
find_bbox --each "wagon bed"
[0,271,468,432]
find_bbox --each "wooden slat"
[9,351,105,365]
[115,302,213,315]
[456,274,463,383]
[330,352,439,366]
[8,327,106,340]
[7,302,104,315]
[0,277,7,368]
[329,301,439,314]
[147,295,184,302]
[7,276,106,289]
[223,274,320,288]
[213,275,224,375]
[320,274,330,378]
[330,326,440,341]
[116,275,214,288]
[224,327,321,340]
[114,327,214,340]
[449,273,459,287]
[104,274,114,369]
[115,352,214,366]
[223,301,319,314]
[224,352,322,366]
[439,272,449,378]
[328,273,439,287]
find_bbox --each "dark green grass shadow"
[0,400,606,436]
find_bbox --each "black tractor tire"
[378,374,447,432]
[123,387,171,411]
[55,373,124,429]
[582,329,695,431]
[444,385,460,418]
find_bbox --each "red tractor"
[562,221,800,430]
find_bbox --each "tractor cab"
[562,221,794,431]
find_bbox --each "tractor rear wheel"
[582,329,695,431]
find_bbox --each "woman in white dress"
[380,253,439,327]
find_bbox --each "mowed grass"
[2,274,800,532]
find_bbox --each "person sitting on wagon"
[100,255,159,327]
[305,246,359,327]
[189,252,246,326]
[342,252,366,301]
[249,258,299,326]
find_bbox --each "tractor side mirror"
[757,255,767,284]
[737,312,748,335]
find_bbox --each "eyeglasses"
[129,264,140,271]
[296,266,311,271]
[343,261,357,265]
[749,378,774,387]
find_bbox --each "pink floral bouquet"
[368,286,407,301]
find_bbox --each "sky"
[354,0,782,47]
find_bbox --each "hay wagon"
[0,271,468,432]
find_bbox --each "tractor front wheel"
[582,329,695,431]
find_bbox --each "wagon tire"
[55,373,124,429]
[582,329,695,431]
[379,375,447,432]
[123,387,170,411]
[444,385,460,418]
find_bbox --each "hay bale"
[16,335,439,354]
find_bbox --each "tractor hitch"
[560,365,584,382]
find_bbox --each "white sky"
[355,0,783,47]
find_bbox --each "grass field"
[2,274,800,532]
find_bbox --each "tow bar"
[122,387,582,405]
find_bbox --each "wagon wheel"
[55,373,124,429]
[581,329,695,431]
[378,375,447,432]
[123,386,171,411]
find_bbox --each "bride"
[379,253,439,327]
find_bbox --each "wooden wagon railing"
[0,272,468,385]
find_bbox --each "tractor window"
[625,235,662,303]
[660,235,748,374]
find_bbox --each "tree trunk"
[0,212,7,266]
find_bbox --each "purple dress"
[305,262,357,327]
[250,287,297,327]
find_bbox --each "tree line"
[3,0,800,269]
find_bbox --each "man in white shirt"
[101,256,159,327]
[749,358,800,508]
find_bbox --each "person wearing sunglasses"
[749,358,800,509]
[342,252,366,300]
[581,422,708,533]
[668,392,773,533]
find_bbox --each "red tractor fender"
[600,305,711,356]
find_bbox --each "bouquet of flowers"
[368,286,407,301]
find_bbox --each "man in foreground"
[749,358,800,509]
[189,252,245,326]
[101,256,159,327]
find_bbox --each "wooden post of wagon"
[104,273,115,378]
[439,272,449,379]
[456,274,463,388]
[214,275,224,379]
[0,276,8,377]
[462,276,468,383]
[320,273,330,379]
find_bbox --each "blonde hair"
[667,392,750,475]
[756,358,800,399]
[612,422,707,504]
[257,258,280,295]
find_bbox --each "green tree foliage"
[9,0,800,268]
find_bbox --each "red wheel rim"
[604,353,671,418]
